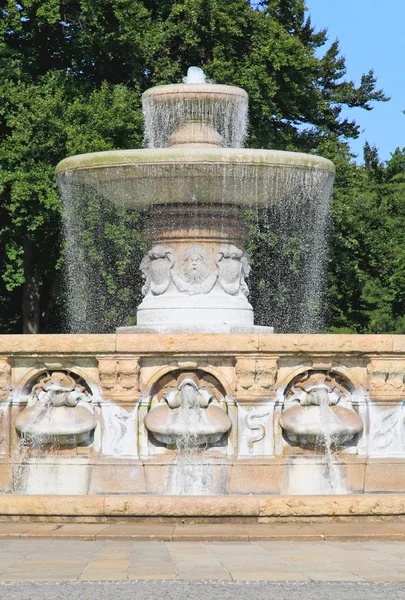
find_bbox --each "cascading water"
[315,393,344,494]
[59,66,334,334]
[55,67,337,496]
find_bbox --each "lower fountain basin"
[280,404,364,447]
[56,148,335,210]
[15,405,96,446]
[145,402,232,446]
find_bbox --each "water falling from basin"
[58,67,334,334]
[55,67,339,496]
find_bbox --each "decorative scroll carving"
[216,244,250,296]
[0,361,11,401]
[236,358,277,392]
[245,407,271,453]
[280,371,363,447]
[15,371,95,445]
[140,244,175,296]
[145,370,231,447]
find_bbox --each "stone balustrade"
[0,333,404,496]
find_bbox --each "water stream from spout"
[317,395,344,493]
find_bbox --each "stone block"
[0,495,105,516]
[258,334,393,354]
[258,494,405,518]
[104,495,259,517]
[89,463,147,494]
[144,461,231,495]
[116,333,260,354]
[228,462,286,494]
[365,460,405,492]
[391,336,405,353]
[0,334,116,355]
[0,463,12,492]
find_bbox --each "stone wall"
[0,333,404,495]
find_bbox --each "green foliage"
[0,0,394,332]
[327,145,405,333]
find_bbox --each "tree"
[327,145,405,333]
[0,0,389,332]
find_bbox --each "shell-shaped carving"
[15,371,95,446]
[145,371,231,447]
[280,371,363,447]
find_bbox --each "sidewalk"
[1,537,405,581]
[1,521,405,541]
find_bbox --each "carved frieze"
[236,358,277,394]
[98,358,140,400]
[140,243,251,298]
[367,360,405,395]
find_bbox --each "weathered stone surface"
[0,335,116,354]
[365,460,405,492]
[104,495,259,517]
[0,495,105,516]
[228,463,286,494]
[259,334,394,354]
[116,333,260,353]
[0,494,405,519]
[259,494,405,517]
[89,464,147,494]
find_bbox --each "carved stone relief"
[98,358,140,398]
[216,244,250,296]
[144,370,231,448]
[367,360,405,394]
[172,246,217,295]
[236,358,277,393]
[244,406,272,453]
[280,371,363,448]
[140,244,175,296]
[140,243,250,297]
[0,360,11,401]
[14,371,96,446]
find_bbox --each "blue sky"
[305,0,405,163]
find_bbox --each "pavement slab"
[1,521,405,541]
[0,539,405,583]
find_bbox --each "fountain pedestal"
[133,203,259,332]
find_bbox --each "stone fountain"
[56,66,335,334]
[0,68,405,521]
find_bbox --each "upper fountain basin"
[142,82,249,148]
[56,147,335,210]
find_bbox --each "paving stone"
[168,542,230,580]
[173,524,247,541]
[242,523,322,541]
[313,523,405,541]
[0,524,36,537]
[98,523,175,540]
[22,524,109,539]
[129,542,177,580]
